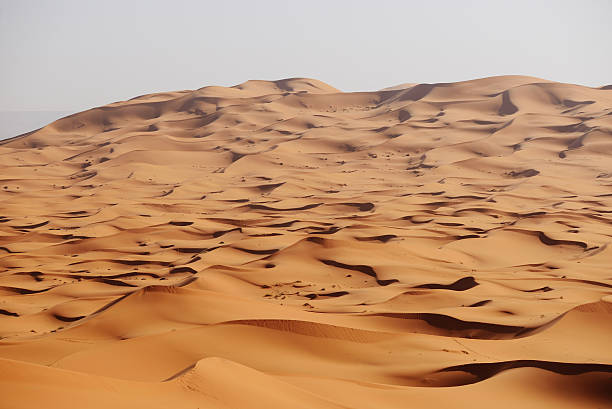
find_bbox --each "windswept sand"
[0,76,611,408]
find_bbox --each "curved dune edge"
[1,356,611,409]
[1,75,611,408]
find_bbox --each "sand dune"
[1,75,611,408]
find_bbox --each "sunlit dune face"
[1,76,611,409]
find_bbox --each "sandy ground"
[0,76,611,408]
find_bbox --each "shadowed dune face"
[1,75,612,409]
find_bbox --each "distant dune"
[1,76,611,409]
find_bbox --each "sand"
[0,76,611,408]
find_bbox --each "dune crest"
[1,75,611,408]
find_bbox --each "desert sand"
[0,76,611,408]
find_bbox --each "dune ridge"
[0,75,611,408]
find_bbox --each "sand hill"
[0,76,611,408]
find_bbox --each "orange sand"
[0,76,611,408]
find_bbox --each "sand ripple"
[1,76,611,408]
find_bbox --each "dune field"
[0,76,611,408]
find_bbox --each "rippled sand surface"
[1,76,611,408]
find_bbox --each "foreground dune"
[0,76,611,408]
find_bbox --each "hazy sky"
[1,0,610,113]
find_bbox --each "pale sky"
[0,0,610,120]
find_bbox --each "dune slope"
[1,76,611,408]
